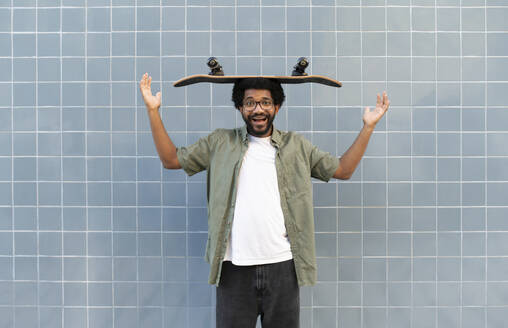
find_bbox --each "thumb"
[156,92,162,101]
[364,106,370,115]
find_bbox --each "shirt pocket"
[280,153,310,194]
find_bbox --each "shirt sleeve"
[300,137,339,182]
[176,133,216,176]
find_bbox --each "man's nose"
[252,102,264,112]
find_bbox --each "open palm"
[363,91,390,127]
[139,73,161,112]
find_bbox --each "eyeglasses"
[242,99,274,111]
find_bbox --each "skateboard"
[173,57,342,88]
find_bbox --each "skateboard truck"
[207,57,224,76]
[292,57,309,76]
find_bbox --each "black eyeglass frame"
[241,99,275,111]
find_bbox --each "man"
[139,73,389,328]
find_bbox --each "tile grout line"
[84,1,90,328]
[483,0,488,326]
[284,0,288,130]
[208,0,214,322]
[235,0,238,76]
[409,0,414,326]
[183,0,189,325]
[109,1,114,327]
[384,0,389,326]
[459,0,463,326]
[309,1,313,326]
[134,1,140,327]
[335,2,339,328]
[260,0,263,76]
[10,1,15,327]
[22,4,508,8]
[358,0,364,327]
[35,2,41,327]
[434,0,438,326]
[59,2,64,327]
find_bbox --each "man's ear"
[274,104,280,115]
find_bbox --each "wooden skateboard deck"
[173,74,342,88]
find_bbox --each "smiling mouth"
[251,116,268,124]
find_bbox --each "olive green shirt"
[176,126,340,286]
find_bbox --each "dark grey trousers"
[216,259,300,328]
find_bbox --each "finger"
[140,77,148,92]
[148,76,152,88]
[139,74,145,88]
[383,91,388,106]
[376,93,381,107]
[140,73,150,89]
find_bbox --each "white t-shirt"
[223,134,293,265]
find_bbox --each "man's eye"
[262,101,272,106]
[245,101,255,107]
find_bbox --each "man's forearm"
[148,110,181,169]
[333,124,375,179]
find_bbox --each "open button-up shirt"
[176,126,339,286]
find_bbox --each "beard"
[242,112,276,137]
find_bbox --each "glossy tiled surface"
[1,0,507,327]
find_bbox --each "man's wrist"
[362,122,376,132]
[147,107,160,115]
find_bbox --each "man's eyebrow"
[244,96,273,100]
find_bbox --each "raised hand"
[363,91,390,128]
[139,72,161,113]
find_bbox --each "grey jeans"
[216,259,300,328]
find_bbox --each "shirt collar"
[270,126,282,147]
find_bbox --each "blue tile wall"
[0,1,507,328]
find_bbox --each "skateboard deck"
[173,75,342,88]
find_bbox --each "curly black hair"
[231,78,286,110]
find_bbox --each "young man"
[139,73,389,328]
